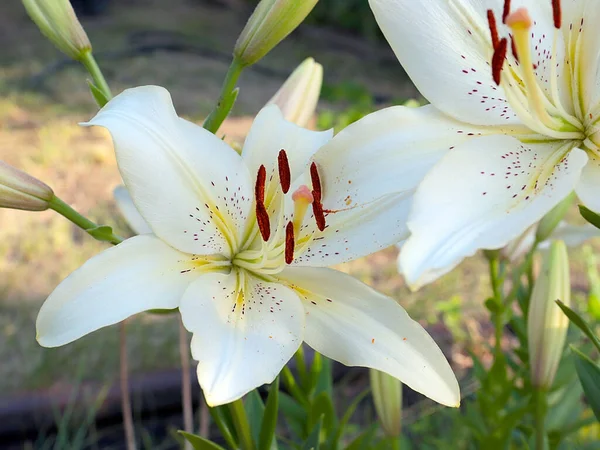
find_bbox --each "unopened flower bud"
[267,57,322,127]
[528,240,570,389]
[0,161,54,211]
[22,0,91,60]
[234,0,318,67]
[536,192,575,243]
[369,369,402,437]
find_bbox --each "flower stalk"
[202,58,244,134]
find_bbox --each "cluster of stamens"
[253,149,326,268]
[486,0,585,140]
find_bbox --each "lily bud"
[267,58,322,127]
[528,240,570,389]
[234,0,318,67]
[0,161,54,211]
[369,369,402,437]
[22,0,91,60]
[536,192,575,243]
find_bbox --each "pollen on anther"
[487,10,499,49]
[552,0,562,29]
[312,197,326,232]
[256,201,271,241]
[285,221,295,264]
[255,165,267,204]
[278,149,291,194]
[502,0,511,23]
[492,38,508,85]
[310,162,322,202]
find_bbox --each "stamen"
[292,185,314,235]
[552,0,561,29]
[492,38,508,85]
[285,221,294,264]
[255,165,266,204]
[277,149,291,194]
[310,162,322,203]
[502,0,511,23]
[256,201,271,241]
[487,10,499,49]
[312,195,326,232]
[506,7,532,29]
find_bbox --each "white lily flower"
[36,86,460,407]
[370,0,600,288]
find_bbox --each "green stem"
[228,399,255,450]
[203,58,244,134]
[49,196,123,245]
[80,50,113,102]
[534,389,547,450]
[488,254,504,355]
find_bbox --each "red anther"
[285,221,295,264]
[552,0,562,29]
[310,162,322,203]
[277,149,291,194]
[510,35,519,62]
[312,196,326,231]
[256,201,271,241]
[502,0,511,23]
[487,10,499,49]
[492,38,508,85]
[255,165,266,204]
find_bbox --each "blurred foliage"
[244,0,381,40]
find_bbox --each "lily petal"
[37,235,195,347]
[400,135,588,289]
[295,105,491,267]
[242,105,333,181]
[180,270,304,406]
[576,152,600,213]
[278,267,460,407]
[84,86,253,258]
[113,185,152,235]
[368,0,556,126]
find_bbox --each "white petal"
[278,267,460,407]
[576,152,600,213]
[180,270,304,406]
[113,185,152,235]
[37,235,195,347]
[84,86,253,257]
[545,221,600,248]
[295,105,495,267]
[400,136,588,289]
[242,105,333,181]
[368,0,557,126]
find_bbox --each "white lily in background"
[36,86,460,407]
[370,0,600,288]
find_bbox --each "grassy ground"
[0,0,595,410]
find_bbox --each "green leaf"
[279,392,307,440]
[210,405,239,449]
[87,80,109,107]
[572,346,600,422]
[179,431,226,450]
[331,389,371,449]
[245,390,265,447]
[302,418,322,450]
[344,424,378,450]
[556,301,600,353]
[86,225,116,243]
[309,392,336,437]
[259,377,280,450]
[579,205,600,230]
[314,356,333,398]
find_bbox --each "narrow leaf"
[302,417,322,450]
[259,377,280,450]
[579,205,600,230]
[572,347,600,422]
[179,431,227,450]
[87,80,109,107]
[86,225,116,243]
[556,301,600,353]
